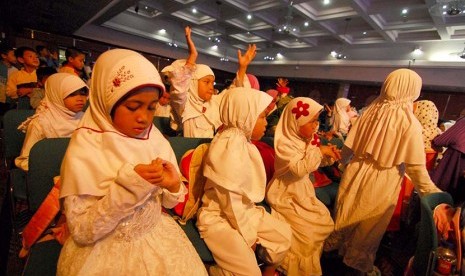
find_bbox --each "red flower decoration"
[113,78,121,87]
[311,133,321,146]
[291,101,310,119]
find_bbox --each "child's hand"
[134,158,181,193]
[276,78,289,88]
[320,145,341,161]
[237,44,257,69]
[185,26,197,67]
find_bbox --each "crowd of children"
[2,23,464,276]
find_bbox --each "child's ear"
[17,56,25,64]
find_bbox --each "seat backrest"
[413,192,454,276]
[27,138,70,211]
[2,109,35,163]
[168,137,212,164]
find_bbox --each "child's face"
[158,91,170,106]
[69,54,85,70]
[64,89,88,113]
[197,75,215,101]
[298,112,320,139]
[3,50,17,64]
[112,89,159,137]
[251,110,267,141]
[20,50,39,68]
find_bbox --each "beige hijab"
[18,73,87,136]
[203,87,272,202]
[274,97,323,177]
[345,68,425,168]
[60,49,178,197]
[331,97,351,135]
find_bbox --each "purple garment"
[430,117,465,203]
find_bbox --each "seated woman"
[15,73,88,171]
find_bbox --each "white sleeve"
[15,120,46,171]
[288,146,323,178]
[214,185,257,247]
[63,163,157,245]
[170,65,194,121]
[405,164,442,197]
[161,183,187,209]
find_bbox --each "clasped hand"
[134,158,181,193]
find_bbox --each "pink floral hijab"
[273,97,323,177]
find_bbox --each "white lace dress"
[57,164,207,276]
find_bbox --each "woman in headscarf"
[331,97,352,137]
[327,69,441,275]
[266,97,340,276]
[15,72,88,171]
[197,87,291,276]
[57,49,207,275]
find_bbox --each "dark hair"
[14,46,36,58]
[0,44,15,55]
[65,47,84,60]
[36,67,57,81]
[36,45,47,53]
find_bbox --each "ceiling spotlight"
[192,8,197,14]
[413,47,423,55]
[429,0,465,17]
[220,57,229,62]
[264,56,275,61]
[247,14,252,20]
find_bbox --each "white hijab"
[331,97,351,135]
[274,97,323,178]
[203,87,272,202]
[18,73,87,136]
[60,49,177,198]
[182,64,222,129]
[345,68,425,168]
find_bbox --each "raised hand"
[185,26,197,67]
[276,77,289,88]
[238,44,257,69]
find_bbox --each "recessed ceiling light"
[192,8,197,14]
[304,22,309,27]
[402,8,408,15]
[159,29,166,34]
[247,14,252,20]
[323,0,330,5]
[363,31,367,35]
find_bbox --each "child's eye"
[125,104,140,111]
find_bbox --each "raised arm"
[185,26,197,69]
[236,44,257,87]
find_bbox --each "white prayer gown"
[57,49,207,276]
[266,97,334,276]
[329,69,441,272]
[197,87,292,276]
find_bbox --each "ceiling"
[2,0,465,68]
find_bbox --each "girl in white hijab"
[266,97,340,276]
[168,27,257,138]
[15,72,88,171]
[197,87,292,276]
[327,69,441,275]
[57,49,207,276]
[331,97,352,137]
